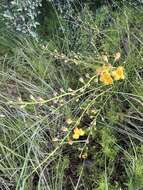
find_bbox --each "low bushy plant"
[2,0,42,37]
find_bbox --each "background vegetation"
[0,0,143,189]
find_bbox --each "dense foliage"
[2,0,42,37]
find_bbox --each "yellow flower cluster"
[73,127,85,139]
[112,66,125,80]
[97,65,125,85]
[100,70,113,85]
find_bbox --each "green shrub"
[2,0,42,37]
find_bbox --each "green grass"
[0,2,143,190]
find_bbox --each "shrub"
[2,0,42,37]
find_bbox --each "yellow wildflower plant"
[112,66,125,80]
[73,127,85,140]
[99,71,113,85]
[97,61,125,85]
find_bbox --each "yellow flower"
[100,71,113,85]
[73,133,80,139]
[73,127,85,139]
[112,66,125,80]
